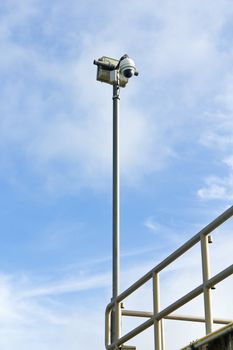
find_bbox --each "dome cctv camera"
[119,56,137,78]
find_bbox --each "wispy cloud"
[21,273,110,298]
[0,272,105,350]
[1,0,233,194]
[0,222,232,350]
[198,74,233,202]
[198,174,233,201]
[144,217,159,233]
[1,2,233,348]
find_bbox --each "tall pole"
[112,80,121,344]
[93,54,138,349]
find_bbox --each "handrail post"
[153,272,162,350]
[105,305,112,349]
[201,234,213,334]
[115,300,121,349]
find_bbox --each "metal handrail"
[105,205,233,350]
[122,310,232,325]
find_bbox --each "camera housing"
[94,56,128,87]
[94,54,138,87]
[119,57,137,78]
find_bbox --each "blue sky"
[0,0,233,349]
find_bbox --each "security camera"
[94,54,138,87]
[119,55,138,79]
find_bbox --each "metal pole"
[112,80,121,345]
[153,272,162,350]
[201,234,213,334]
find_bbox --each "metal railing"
[105,205,233,350]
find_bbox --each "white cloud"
[0,0,233,193]
[197,70,233,203]
[144,217,159,233]
[199,81,233,151]
[21,273,110,298]
[0,273,105,350]
[1,2,233,350]
[198,176,233,201]
[198,155,233,201]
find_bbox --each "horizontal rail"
[122,310,153,318]
[122,310,232,325]
[165,315,231,325]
